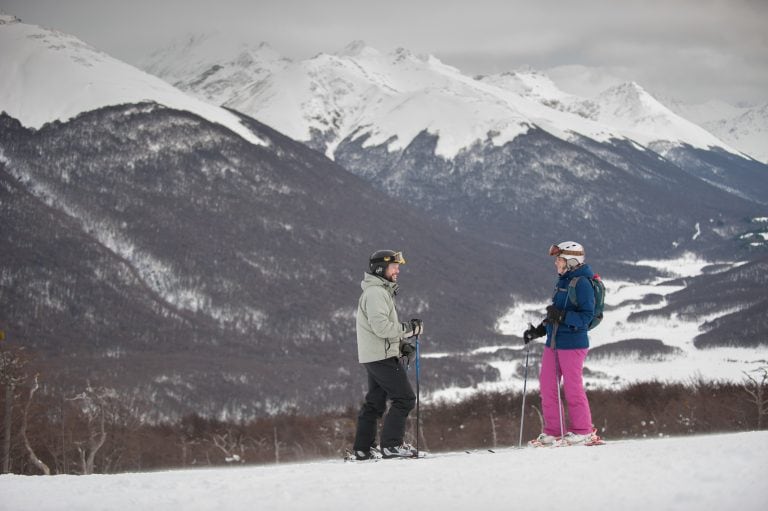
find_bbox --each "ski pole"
[415,334,421,458]
[517,335,531,448]
[551,322,566,439]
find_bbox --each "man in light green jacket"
[351,250,423,460]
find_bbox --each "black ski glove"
[399,340,416,364]
[410,318,423,336]
[546,305,565,324]
[523,322,546,344]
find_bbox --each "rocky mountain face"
[0,104,538,419]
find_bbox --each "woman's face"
[554,257,567,274]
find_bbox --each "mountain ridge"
[140,34,744,161]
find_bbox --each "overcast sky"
[3,0,767,106]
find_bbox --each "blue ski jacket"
[545,264,595,350]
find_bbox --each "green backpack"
[567,273,606,330]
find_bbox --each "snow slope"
[0,14,265,146]
[700,103,768,164]
[1,431,765,511]
[546,66,768,163]
[666,99,768,164]
[480,72,741,155]
[140,32,290,108]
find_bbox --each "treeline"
[2,372,766,475]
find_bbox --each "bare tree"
[742,367,768,430]
[68,384,109,474]
[489,411,498,448]
[273,426,286,464]
[177,437,198,467]
[211,430,247,463]
[0,343,28,473]
[20,374,50,475]
[246,435,270,463]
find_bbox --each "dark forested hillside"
[0,104,534,419]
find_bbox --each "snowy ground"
[1,431,765,511]
[428,254,767,403]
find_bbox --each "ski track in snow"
[1,431,765,511]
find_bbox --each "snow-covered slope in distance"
[140,32,291,108]
[658,97,768,164]
[2,432,766,511]
[549,68,768,165]
[668,98,749,125]
[433,253,767,404]
[229,41,536,159]
[141,36,741,160]
[0,14,265,146]
[479,71,743,156]
[700,103,768,164]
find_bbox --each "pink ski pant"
[539,347,593,436]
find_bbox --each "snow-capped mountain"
[544,66,768,165]
[477,70,600,120]
[668,98,749,125]
[700,104,768,164]
[227,40,531,160]
[142,37,741,160]
[478,71,736,154]
[0,14,263,146]
[141,36,767,239]
[140,33,291,108]
[664,98,768,164]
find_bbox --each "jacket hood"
[361,272,399,295]
[561,263,594,280]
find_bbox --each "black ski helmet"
[368,250,406,277]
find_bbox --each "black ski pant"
[353,357,416,450]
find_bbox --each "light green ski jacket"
[356,272,407,363]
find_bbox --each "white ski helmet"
[549,241,585,269]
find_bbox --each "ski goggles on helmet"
[548,245,584,257]
[370,251,406,266]
[382,251,406,265]
[369,250,406,277]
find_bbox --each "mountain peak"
[337,40,380,58]
[592,81,738,151]
[391,46,435,65]
[145,32,285,67]
[0,18,265,145]
[596,81,667,115]
[600,81,656,103]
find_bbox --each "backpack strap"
[567,276,581,307]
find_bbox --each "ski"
[342,448,428,462]
[528,429,606,448]
[343,449,379,462]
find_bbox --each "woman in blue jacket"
[523,241,599,446]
